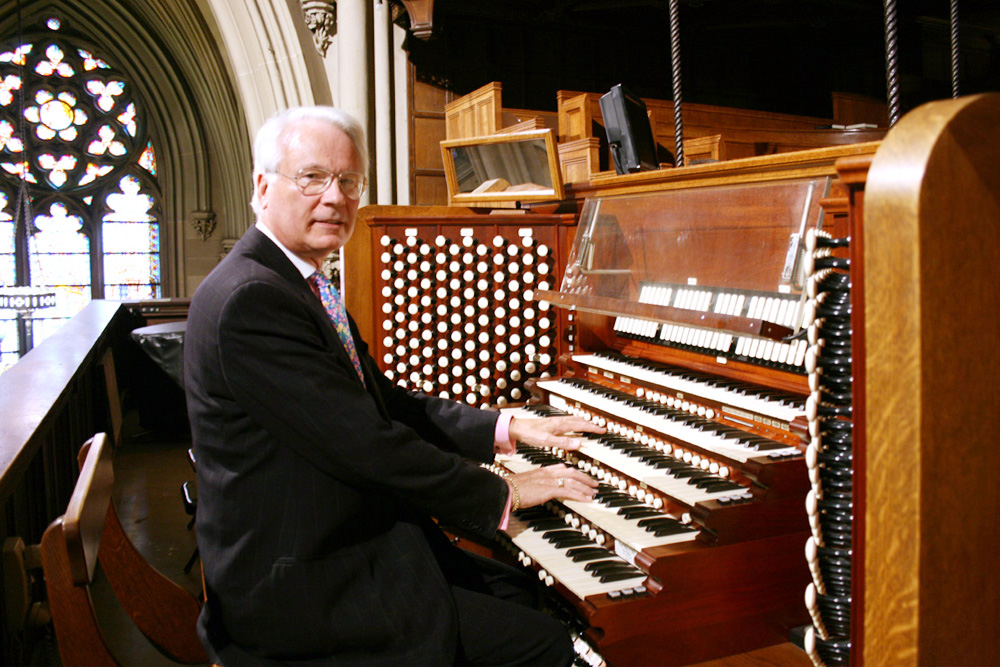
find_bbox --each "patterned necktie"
[308,272,365,385]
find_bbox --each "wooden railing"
[0,298,188,663]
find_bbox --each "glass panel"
[0,191,13,285]
[103,174,160,299]
[38,153,77,187]
[0,74,20,108]
[118,103,137,136]
[85,79,125,112]
[138,141,156,175]
[0,119,23,150]
[35,44,74,77]
[103,221,158,252]
[1,162,36,182]
[104,175,153,221]
[104,252,159,284]
[0,315,18,374]
[0,21,161,372]
[78,163,113,186]
[28,203,92,316]
[0,44,31,67]
[563,178,830,301]
[77,49,110,71]
[103,281,158,301]
[46,285,90,319]
[30,316,71,347]
[450,139,553,194]
[87,124,126,156]
[0,256,13,285]
[31,202,87,252]
[31,252,91,284]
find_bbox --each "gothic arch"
[0,0,252,295]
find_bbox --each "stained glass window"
[0,16,161,372]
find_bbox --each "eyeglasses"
[274,168,367,200]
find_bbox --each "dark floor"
[111,426,202,601]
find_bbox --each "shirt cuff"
[493,412,515,456]
[498,480,513,531]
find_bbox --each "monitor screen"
[600,84,661,175]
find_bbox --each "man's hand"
[508,464,599,509]
[507,416,605,453]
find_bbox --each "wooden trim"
[444,81,502,140]
[400,0,435,39]
[862,93,1000,666]
[0,301,126,505]
[569,142,881,199]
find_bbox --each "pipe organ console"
[358,210,575,407]
[346,93,999,667]
[496,173,840,666]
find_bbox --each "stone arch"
[1,0,253,295]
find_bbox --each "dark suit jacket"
[184,226,509,665]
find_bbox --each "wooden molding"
[399,0,434,39]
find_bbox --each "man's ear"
[254,173,269,211]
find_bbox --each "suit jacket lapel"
[242,227,389,414]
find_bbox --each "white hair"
[251,106,368,214]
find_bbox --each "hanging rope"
[883,0,900,127]
[950,0,960,98]
[12,0,34,285]
[668,0,684,166]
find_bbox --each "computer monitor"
[600,84,661,175]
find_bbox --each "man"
[184,106,600,665]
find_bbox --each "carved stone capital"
[302,0,337,57]
[219,237,238,261]
[190,210,217,242]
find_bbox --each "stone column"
[373,0,394,204]
[393,21,411,204]
[337,0,371,207]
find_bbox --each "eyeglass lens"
[297,170,365,199]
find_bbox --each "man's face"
[255,120,362,268]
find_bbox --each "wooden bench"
[40,433,207,665]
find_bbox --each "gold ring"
[557,478,564,488]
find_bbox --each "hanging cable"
[12,0,34,286]
[950,0,960,98]
[668,0,683,166]
[883,0,900,127]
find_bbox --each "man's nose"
[319,177,347,205]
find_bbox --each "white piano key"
[537,379,798,465]
[504,514,646,599]
[570,353,805,424]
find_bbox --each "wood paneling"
[444,81,502,139]
[413,116,447,171]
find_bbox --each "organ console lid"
[441,129,565,207]
[538,176,832,341]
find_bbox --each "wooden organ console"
[344,93,1000,666]
[495,162,852,666]
[352,206,575,407]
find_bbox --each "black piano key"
[651,523,698,537]
[583,560,634,573]
[543,529,584,542]
[600,571,646,583]
[617,506,663,519]
[529,518,570,531]
[568,548,614,562]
